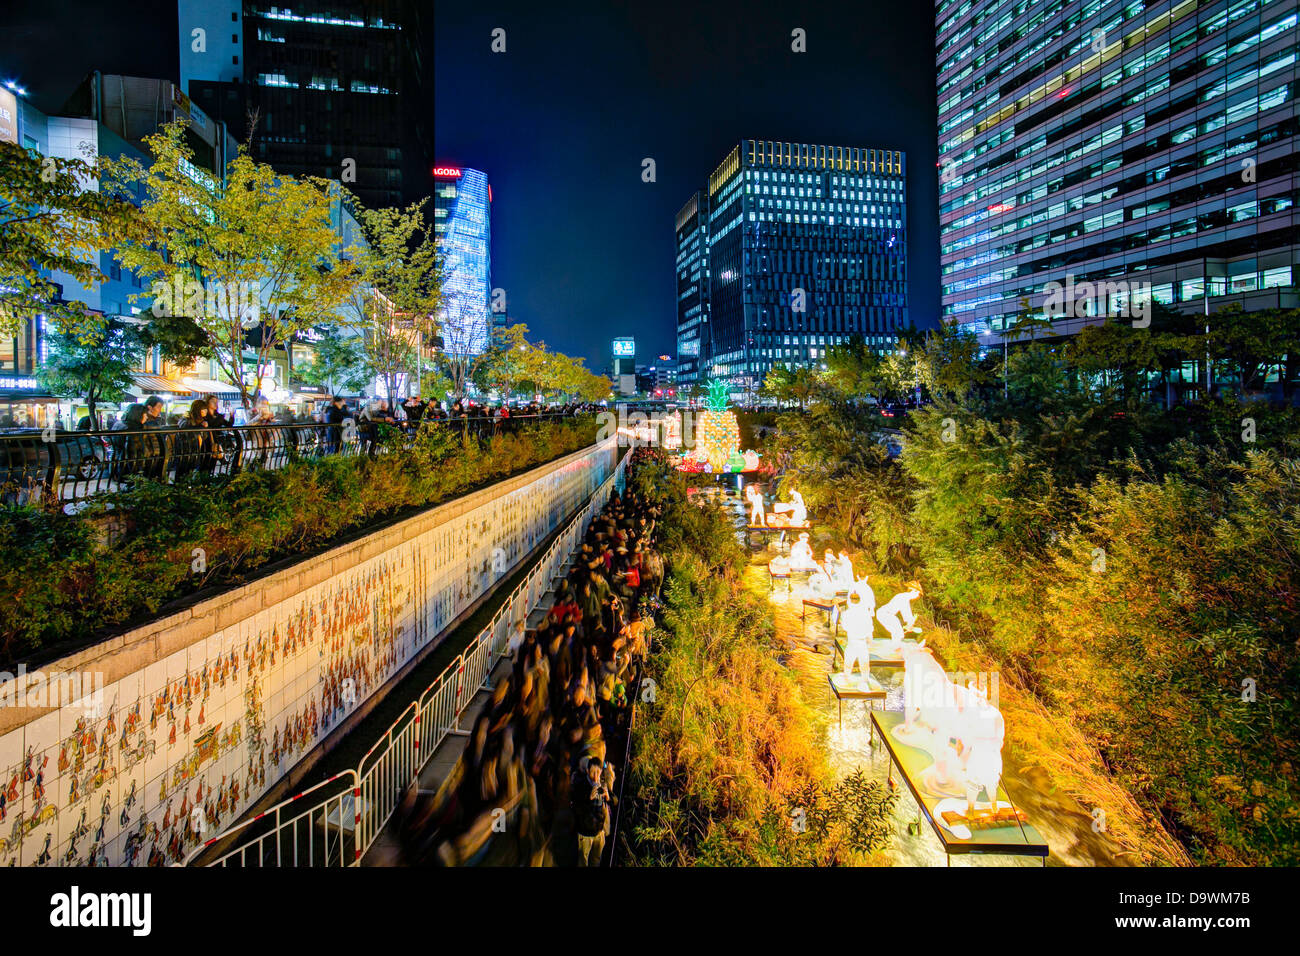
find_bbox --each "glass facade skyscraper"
[434,166,492,357]
[676,140,909,390]
[937,0,1299,339]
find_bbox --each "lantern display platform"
[827,672,886,733]
[832,635,919,669]
[871,710,1049,864]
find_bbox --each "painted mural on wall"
[0,445,611,866]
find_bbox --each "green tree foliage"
[37,315,143,428]
[341,199,441,403]
[774,314,1300,864]
[0,140,141,339]
[296,324,370,396]
[104,120,359,409]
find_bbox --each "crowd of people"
[398,448,666,866]
[27,395,604,484]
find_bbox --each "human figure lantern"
[663,410,683,451]
[895,641,1008,821]
[745,485,765,526]
[838,590,874,684]
[876,581,923,651]
[833,551,855,590]
[787,532,818,571]
[767,489,808,527]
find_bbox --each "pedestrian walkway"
[361,574,566,866]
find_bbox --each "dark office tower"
[675,190,710,386]
[178,0,432,210]
[936,0,1299,341]
[676,140,909,394]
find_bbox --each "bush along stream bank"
[617,453,897,866]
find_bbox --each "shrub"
[0,416,598,664]
[621,456,896,865]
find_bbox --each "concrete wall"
[0,439,616,866]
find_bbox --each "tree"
[1205,304,1300,397]
[472,323,532,400]
[104,120,359,410]
[913,319,995,399]
[1067,302,1200,403]
[1004,294,1057,344]
[296,324,370,397]
[37,315,142,429]
[341,199,442,403]
[762,364,819,409]
[134,306,214,369]
[1,140,141,339]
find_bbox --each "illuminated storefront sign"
[0,88,17,145]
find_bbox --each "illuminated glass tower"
[434,166,492,357]
[676,140,909,393]
[937,0,1299,341]
[675,190,710,386]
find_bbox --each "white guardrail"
[181,443,629,867]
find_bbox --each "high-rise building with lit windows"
[178,0,432,209]
[434,165,492,357]
[675,140,909,391]
[937,0,1299,343]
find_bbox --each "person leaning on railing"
[110,403,147,482]
[173,399,219,480]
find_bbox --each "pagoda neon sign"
[433,166,463,178]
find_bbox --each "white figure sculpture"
[954,683,1006,815]
[896,641,952,736]
[770,488,807,527]
[789,490,807,526]
[832,551,855,590]
[745,485,765,526]
[838,591,874,684]
[663,411,683,451]
[895,642,1008,819]
[876,581,923,651]
[788,532,818,571]
[809,556,836,597]
[850,574,876,617]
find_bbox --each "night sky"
[434,0,940,368]
[2,0,940,371]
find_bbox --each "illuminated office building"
[675,140,909,391]
[937,0,1299,341]
[434,165,492,356]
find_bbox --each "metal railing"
[182,442,629,867]
[0,413,586,512]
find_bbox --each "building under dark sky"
[179,0,432,211]
[676,139,909,392]
[938,0,1299,342]
[433,0,939,370]
[1,0,940,370]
